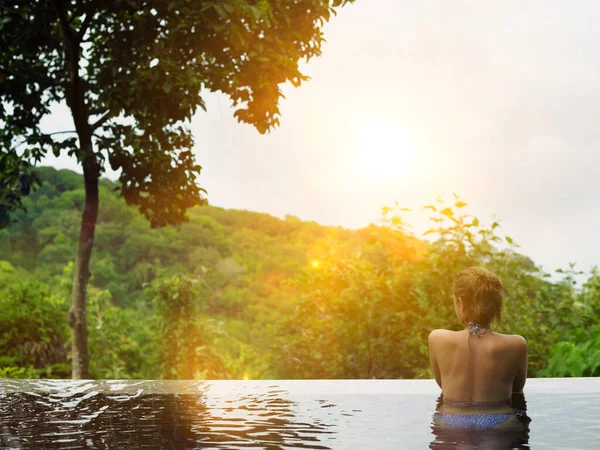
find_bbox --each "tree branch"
[91,110,113,131]
[53,0,91,139]
[0,66,32,80]
[53,0,75,43]
[47,130,78,137]
[8,131,78,152]
[77,12,94,41]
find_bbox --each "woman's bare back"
[429,329,528,403]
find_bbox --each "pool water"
[0,378,598,449]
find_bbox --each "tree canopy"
[1,0,352,223]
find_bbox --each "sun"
[351,118,417,181]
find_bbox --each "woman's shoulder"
[494,332,527,346]
[496,333,528,354]
[429,329,527,349]
[429,328,457,336]
[428,328,463,343]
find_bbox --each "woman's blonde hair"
[453,267,504,326]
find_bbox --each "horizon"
[29,165,576,284]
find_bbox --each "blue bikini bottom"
[435,413,514,431]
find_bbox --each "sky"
[41,0,600,276]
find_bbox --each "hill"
[1,167,598,379]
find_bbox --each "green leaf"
[565,347,587,377]
[214,4,227,18]
[250,6,262,21]
[588,349,600,374]
[505,236,513,244]
[472,218,479,227]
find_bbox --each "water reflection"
[429,393,531,450]
[0,380,333,449]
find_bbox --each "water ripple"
[1,379,599,449]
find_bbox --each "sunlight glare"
[351,118,417,181]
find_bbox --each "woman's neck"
[465,322,492,336]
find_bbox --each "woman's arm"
[512,336,528,393]
[428,330,443,388]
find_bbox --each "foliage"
[0,366,41,379]
[275,196,598,379]
[145,274,227,379]
[87,285,157,379]
[0,259,30,288]
[1,169,598,380]
[1,0,353,223]
[276,224,425,378]
[0,281,70,378]
[538,269,600,377]
[1,0,353,378]
[0,151,39,228]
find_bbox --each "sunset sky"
[41,0,600,276]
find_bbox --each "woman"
[428,267,528,432]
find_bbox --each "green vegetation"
[0,0,354,378]
[0,168,596,379]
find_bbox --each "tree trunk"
[68,146,99,379]
[52,0,99,379]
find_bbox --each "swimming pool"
[0,378,598,449]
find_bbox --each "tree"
[0,0,353,378]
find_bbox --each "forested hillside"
[1,167,599,379]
